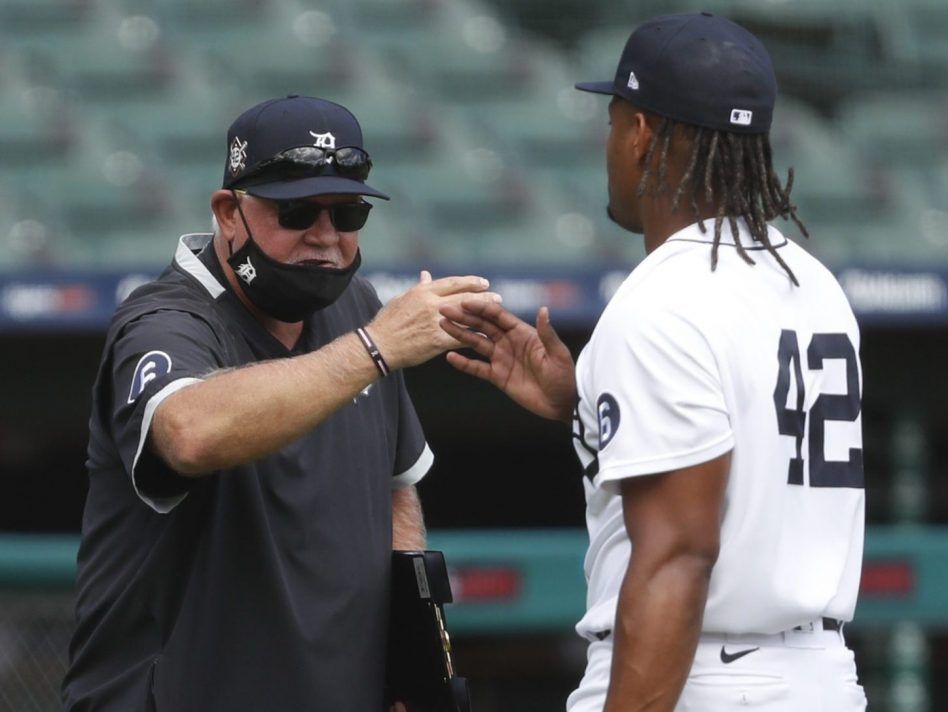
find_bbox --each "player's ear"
[210,190,241,242]
[612,100,653,165]
[630,112,654,165]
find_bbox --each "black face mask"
[227,194,361,322]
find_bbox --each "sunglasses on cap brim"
[240,146,373,183]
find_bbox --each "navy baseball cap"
[576,12,777,134]
[222,95,390,200]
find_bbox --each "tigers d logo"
[597,393,621,448]
[235,258,256,284]
[309,131,336,149]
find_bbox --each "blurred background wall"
[1,0,946,709]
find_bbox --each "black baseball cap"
[576,12,776,134]
[222,95,390,200]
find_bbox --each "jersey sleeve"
[390,370,433,489]
[107,309,225,513]
[591,303,734,493]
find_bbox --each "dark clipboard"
[385,551,472,712]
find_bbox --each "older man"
[63,95,497,711]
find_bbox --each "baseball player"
[441,13,867,711]
[62,95,498,711]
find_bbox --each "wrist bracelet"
[355,327,391,378]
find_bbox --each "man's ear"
[210,190,239,241]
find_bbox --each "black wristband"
[355,327,390,378]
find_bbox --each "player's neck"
[640,198,720,254]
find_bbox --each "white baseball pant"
[566,619,867,711]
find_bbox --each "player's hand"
[368,271,501,371]
[440,301,577,422]
[390,703,408,712]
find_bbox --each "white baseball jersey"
[572,219,865,639]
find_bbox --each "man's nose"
[302,207,339,244]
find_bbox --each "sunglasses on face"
[275,199,373,232]
[245,146,373,182]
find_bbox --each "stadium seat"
[0,176,101,268]
[357,209,441,267]
[386,155,530,231]
[0,0,941,271]
[769,99,883,227]
[185,14,366,100]
[20,18,176,101]
[574,26,638,86]
[588,0,916,108]
[0,87,75,166]
[0,0,91,34]
[446,200,641,267]
[365,2,534,102]
[19,149,172,245]
[933,162,948,211]
[88,87,230,167]
[110,0,272,39]
[467,92,604,169]
[835,93,948,171]
[867,0,948,81]
[342,0,434,32]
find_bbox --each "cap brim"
[574,80,617,95]
[244,175,390,201]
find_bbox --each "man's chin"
[606,205,643,234]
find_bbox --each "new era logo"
[627,71,640,90]
[730,109,753,126]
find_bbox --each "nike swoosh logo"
[720,645,760,664]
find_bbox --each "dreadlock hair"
[638,117,808,286]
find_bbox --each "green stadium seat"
[867,0,948,80]
[109,0,272,39]
[0,0,90,34]
[343,0,433,32]
[92,223,191,267]
[357,209,440,267]
[835,93,948,170]
[466,92,605,168]
[933,162,948,211]
[21,19,175,101]
[156,160,221,232]
[19,152,172,243]
[0,0,941,272]
[346,100,441,167]
[586,0,915,108]
[0,177,98,269]
[193,29,359,99]
[88,88,230,167]
[439,198,641,267]
[769,99,883,227]
[386,156,530,231]
[361,2,533,102]
[0,88,75,165]
[575,26,636,85]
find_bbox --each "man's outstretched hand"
[440,301,576,423]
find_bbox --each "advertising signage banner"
[1,267,946,332]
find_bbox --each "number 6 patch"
[597,393,621,449]
[127,351,173,404]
